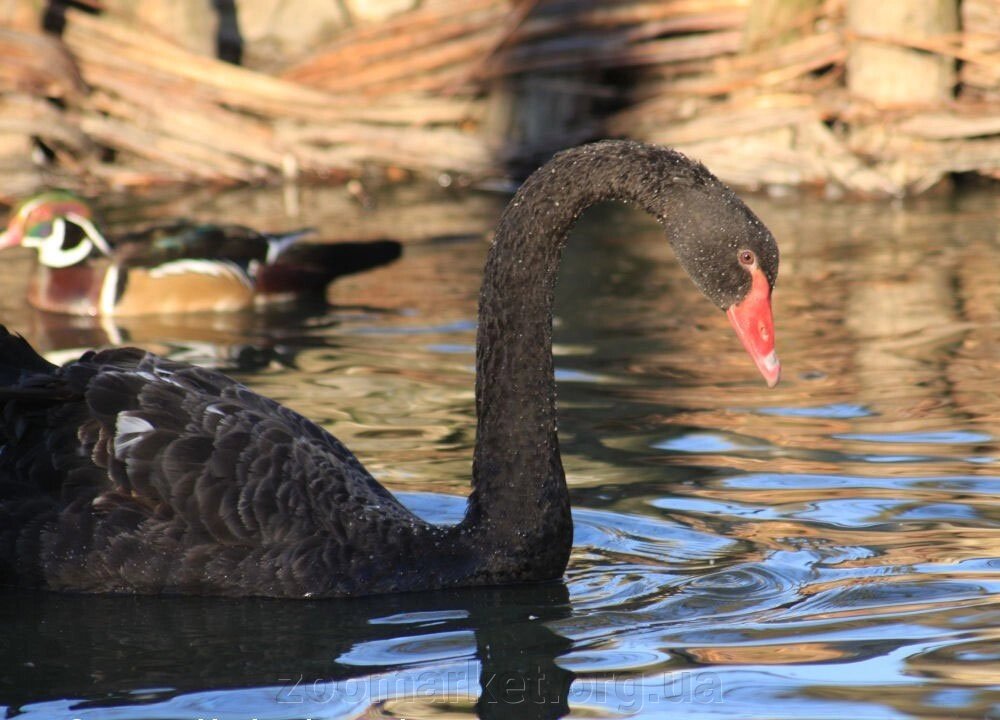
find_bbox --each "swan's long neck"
[461,141,710,574]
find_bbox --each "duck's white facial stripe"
[15,195,51,222]
[66,213,113,256]
[31,218,96,268]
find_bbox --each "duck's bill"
[0,220,23,250]
[726,269,780,388]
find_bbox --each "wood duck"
[0,191,402,316]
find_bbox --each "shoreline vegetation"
[1,0,998,201]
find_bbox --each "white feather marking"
[99,264,120,316]
[149,259,253,288]
[265,235,298,264]
[264,229,314,264]
[115,413,154,457]
[129,368,185,388]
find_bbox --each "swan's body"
[0,141,779,597]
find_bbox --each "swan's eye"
[738,250,756,267]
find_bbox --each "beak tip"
[760,351,781,388]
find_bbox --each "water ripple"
[835,431,993,444]
[6,190,1000,719]
[338,630,477,667]
[757,403,875,419]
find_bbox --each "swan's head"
[724,242,780,388]
[660,181,780,387]
[0,190,112,268]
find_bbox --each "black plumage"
[0,141,779,597]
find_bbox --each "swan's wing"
[0,346,421,547]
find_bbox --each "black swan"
[0,190,402,315]
[0,141,779,598]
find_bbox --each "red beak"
[726,267,780,387]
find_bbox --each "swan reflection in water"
[0,582,575,719]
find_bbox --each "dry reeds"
[0,0,997,199]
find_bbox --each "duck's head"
[0,190,112,268]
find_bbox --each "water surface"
[1,185,998,719]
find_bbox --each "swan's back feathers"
[0,331,437,596]
[0,328,58,386]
